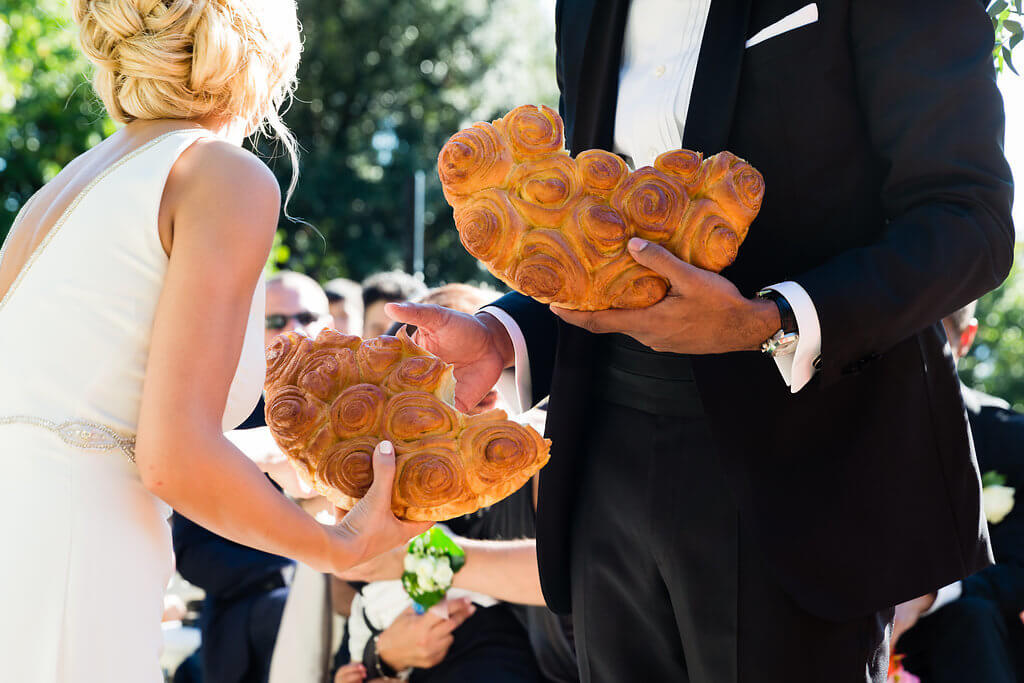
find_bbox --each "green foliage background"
[255,0,557,284]
[0,0,115,229]
[1,0,1023,405]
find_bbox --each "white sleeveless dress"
[0,129,266,682]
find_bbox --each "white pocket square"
[745,3,818,49]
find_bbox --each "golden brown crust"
[297,347,360,402]
[438,122,514,205]
[330,383,387,439]
[438,105,764,310]
[265,332,315,387]
[610,167,690,243]
[654,149,704,194]
[499,104,565,162]
[315,436,377,500]
[382,392,461,447]
[512,228,589,305]
[593,256,669,310]
[507,153,582,228]
[265,385,328,452]
[577,149,629,197]
[452,190,528,272]
[264,329,550,521]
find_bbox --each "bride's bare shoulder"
[161,138,281,245]
[171,139,280,207]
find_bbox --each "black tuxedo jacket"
[962,387,1024,612]
[491,0,1015,620]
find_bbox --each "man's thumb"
[386,302,443,331]
[626,237,684,282]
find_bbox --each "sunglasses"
[266,312,322,330]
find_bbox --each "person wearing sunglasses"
[264,270,332,348]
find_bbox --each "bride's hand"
[328,440,433,572]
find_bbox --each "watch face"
[774,334,799,357]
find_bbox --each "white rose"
[432,557,454,586]
[403,553,418,574]
[983,485,1016,525]
[415,556,438,587]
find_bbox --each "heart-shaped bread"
[438,104,765,311]
[263,328,550,521]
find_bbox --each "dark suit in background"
[173,397,294,683]
[488,1,1014,680]
[900,386,1024,682]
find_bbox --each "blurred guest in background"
[264,271,332,348]
[324,277,364,336]
[418,283,499,314]
[172,272,333,683]
[894,302,1024,682]
[361,270,426,338]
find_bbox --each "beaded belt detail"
[0,416,136,462]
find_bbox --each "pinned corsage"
[402,526,466,614]
[982,470,1015,525]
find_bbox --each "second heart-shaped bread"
[438,104,765,311]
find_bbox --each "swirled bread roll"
[264,328,550,521]
[439,104,765,310]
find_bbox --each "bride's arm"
[135,139,429,574]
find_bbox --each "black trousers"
[569,392,893,683]
[899,595,1024,683]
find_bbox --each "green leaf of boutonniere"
[982,470,1008,488]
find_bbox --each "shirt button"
[654,65,666,78]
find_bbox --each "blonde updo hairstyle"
[71,0,302,194]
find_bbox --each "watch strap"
[757,289,798,335]
[366,633,401,678]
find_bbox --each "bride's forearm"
[453,538,545,606]
[138,432,356,574]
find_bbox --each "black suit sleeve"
[960,562,1024,616]
[795,1,1014,386]
[488,292,559,406]
[171,512,289,597]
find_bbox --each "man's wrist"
[919,591,937,615]
[375,630,405,672]
[746,297,782,351]
[476,311,515,369]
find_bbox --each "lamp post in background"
[412,169,425,278]
[372,118,426,280]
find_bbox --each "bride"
[0,0,429,680]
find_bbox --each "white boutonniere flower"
[401,527,466,613]
[982,470,1015,525]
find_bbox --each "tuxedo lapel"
[681,0,754,155]
[561,0,630,153]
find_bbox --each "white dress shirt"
[484,0,822,407]
[922,581,964,617]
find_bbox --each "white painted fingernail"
[628,237,647,251]
[379,440,394,456]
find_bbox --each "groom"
[390,1,1014,680]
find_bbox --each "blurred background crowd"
[4,1,1024,682]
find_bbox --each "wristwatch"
[757,289,799,357]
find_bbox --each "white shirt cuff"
[479,306,532,414]
[764,281,822,393]
[923,581,963,616]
